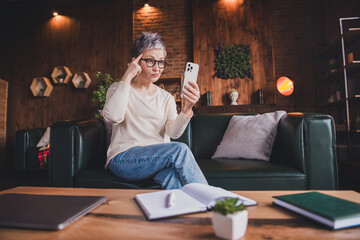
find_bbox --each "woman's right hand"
[121,54,143,83]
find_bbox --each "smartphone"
[181,62,199,98]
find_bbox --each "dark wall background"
[193,0,275,106]
[0,0,133,168]
[1,0,360,169]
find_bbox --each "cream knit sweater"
[103,81,191,168]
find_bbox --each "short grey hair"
[131,32,167,58]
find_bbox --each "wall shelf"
[72,72,91,88]
[314,17,360,164]
[51,66,72,84]
[194,104,278,115]
[156,75,183,113]
[30,77,53,97]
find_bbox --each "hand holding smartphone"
[181,62,199,98]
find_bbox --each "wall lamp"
[277,76,296,111]
[277,76,294,96]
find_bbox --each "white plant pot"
[212,210,248,240]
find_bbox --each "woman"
[103,32,208,189]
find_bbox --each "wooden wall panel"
[0,79,8,169]
[193,0,275,106]
[1,0,132,169]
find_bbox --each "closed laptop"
[0,193,107,230]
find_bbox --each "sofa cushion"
[212,111,286,161]
[197,158,306,190]
[25,146,47,170]
[36,127,50,147]
[75,168,161,189]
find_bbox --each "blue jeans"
[108,142,208,189]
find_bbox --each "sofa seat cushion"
[25,146,49,171]
[75,169,161,189]
[196,159,307,190]
[197,158,305,178]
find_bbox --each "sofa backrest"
[50,119,107,187]
[271,113,338,189]
[172,123,192,148]
[190,114,231,159]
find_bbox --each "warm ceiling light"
[144,3,149,7]
[277,76,294,96]
[53,11,58,16]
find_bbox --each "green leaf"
[92,71,120,112]
[212,198,245,216]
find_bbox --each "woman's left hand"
[182,81,200,116]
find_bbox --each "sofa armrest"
[50,119,106,187]
[15,128,46,172]
[272,113,338,190]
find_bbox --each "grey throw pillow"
[36,127,50,147]
[212,111,286,161]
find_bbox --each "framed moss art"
[214,43,252,79]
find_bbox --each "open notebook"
[135,183,257,220]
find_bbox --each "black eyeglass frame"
[140,58,168,69]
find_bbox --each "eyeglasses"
[141,58,168,69]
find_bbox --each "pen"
[167,191,176,208]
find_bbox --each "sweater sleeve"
[165,96,192,139]
[102,81,131,124]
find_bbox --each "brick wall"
[133,0,326,111]
[133,0,193,77]
[132,0,358,112]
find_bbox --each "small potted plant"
[212,198,248,240]
[92,71,120,118]
[79,80,85,88]
[38,88,45,96]
[56,73,67,83]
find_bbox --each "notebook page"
[135,189,207,220]
[181,183,257,207]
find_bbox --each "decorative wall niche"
[30,77,53,97]
[51,66,72,84]
[72,72,91,88]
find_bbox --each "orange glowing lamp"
[276,76,294,96]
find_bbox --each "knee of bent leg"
[170,142,190,153]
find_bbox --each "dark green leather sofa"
[15,127,48,172]
[49,113,339,190]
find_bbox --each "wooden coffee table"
[0,187,359,239]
